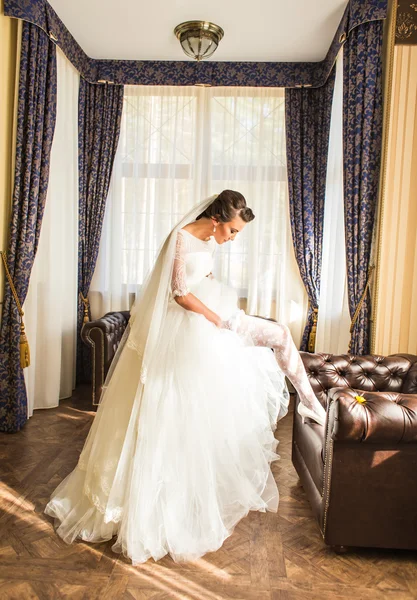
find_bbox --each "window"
[115,85,287,297]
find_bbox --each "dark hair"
[196,190,255,223]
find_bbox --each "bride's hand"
[213,315,223,328]
[209,314,228,328]
[217,317,233,330]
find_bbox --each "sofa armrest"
[81,311,130,405]
[326,388,417,443]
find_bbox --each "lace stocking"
[228,314,326,426]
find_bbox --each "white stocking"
[227,314,326,426]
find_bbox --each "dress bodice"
[170,228,216,298]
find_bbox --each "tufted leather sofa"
[293,352,417,552]
[81,311,130,406]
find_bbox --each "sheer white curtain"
[90,85,307,345]
[316,50,351,353]
[23,48,79,416]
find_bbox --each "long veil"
[101,192,219,395]
[74,193,220,519]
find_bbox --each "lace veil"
[100,193,219,396]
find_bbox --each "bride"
[45,190,326,564]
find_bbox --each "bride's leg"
[233,314,326,426]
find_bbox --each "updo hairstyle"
[196,190,255,223]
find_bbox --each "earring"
[213,225,216,233]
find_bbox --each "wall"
[374,44,417,355]
[373,0,417,355]
[0,1,19,316]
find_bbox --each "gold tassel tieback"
[0,250,31,368]
[19,320,30,368]
[80,291,90,323]
[308,306,319,353]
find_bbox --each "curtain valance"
[4,0,387,87]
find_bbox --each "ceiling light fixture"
[174,21,224,61]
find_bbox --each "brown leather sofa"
[293,352,417,552]
[81,311,130,405]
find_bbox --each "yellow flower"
[355,395,367,403]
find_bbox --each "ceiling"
[48,0,349,63]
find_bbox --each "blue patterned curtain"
[285,69,336,351]
[0,22,57,432]
[77,80,124,383]
[343,21,383,355]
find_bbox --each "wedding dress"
[45,220,326,565]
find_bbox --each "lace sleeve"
[171,231,190,298]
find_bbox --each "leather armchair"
[292,352,417,552]
[81,311,130,406]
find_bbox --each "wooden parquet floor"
[1,387,416,600]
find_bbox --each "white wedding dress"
[45,228,294,564]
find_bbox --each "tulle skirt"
[45,277,290,564]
